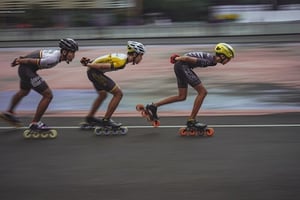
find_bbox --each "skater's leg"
[146,88,187,119]
[87,90,107,117]
[81,91,106,128]
[104,86,123,119]
[154,88,187,107]
[7,89,30,113]
[32,88,53,122]
[189,83,207,120]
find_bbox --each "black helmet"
[59,38,79,52]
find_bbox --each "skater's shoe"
[186,119,206,128]
[146,104,159,120]
[85,116,103,126]
[102,118,122,127]
[29,121,50,131]
[0,112,22,125]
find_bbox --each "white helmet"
[127,41,146,54]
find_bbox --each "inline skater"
[0,38,79,132]
[144,43,235,128]
[80,41,145,129]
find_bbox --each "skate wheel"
[152,120,160,128]
[104,130,111,136]
[189,129,197,136]
[197,130,205,136]
[120,127,128,135]
[40,132,49,139]
[49,130,58,138]
[179,127,187,136]
[98,128,111,136]
[136,104,145,111]
[32,132,40,139]
[94,127,104,136]
[206,128,214,137]
[112,130,119,135]
[115,127,128,135]
[23,130,31,139]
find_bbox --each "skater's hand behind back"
[80,57,91,66]
[11,58,19,67]
[170,54,180,64]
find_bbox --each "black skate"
[0,112,22,127]
[94,118,128,136]
[136,103,160,127]
[179,119,214,137]
[79,116,103,130]
[146,104,159,120]
[23,121,57,139]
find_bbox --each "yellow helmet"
[215,43,235,58]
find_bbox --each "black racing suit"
[18,49,61,93]
[174,52,216,88]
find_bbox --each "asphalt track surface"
[0,113,300,200]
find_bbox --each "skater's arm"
[80,57,113,70]
[11,57,39,67]
[175,56,216,67]
[85,62,115,70]
[174,56,197,64]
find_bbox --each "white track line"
[1,124,300,129]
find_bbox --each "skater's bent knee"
[42,90,53,100]
[178,95,187,101]
[116,90,123,99]
[199,88,207,97]
[45,93,53,100]
[111,88,123,99]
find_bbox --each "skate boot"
[186,119,207,129]
[146,104,160,127]
[136,103,160,127]
[185,119,206,136]
[146,104,159,120]
[80,116,103,130]
[94,118,128,136]
[23,121,57,139]
[0,112,22,127]
[179,119,214,137]
[102,118,122,127]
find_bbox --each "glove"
[80,57,91,66]
[170,54,180,64]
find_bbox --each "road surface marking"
[1,124,300,129]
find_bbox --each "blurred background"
[0,0,299,116]
[1,0,300,28]
[0,0,300,41]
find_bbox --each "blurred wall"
[210,4,300,22]
[0,21,299,42]
[1,2,300,43]
[0,0,135,9]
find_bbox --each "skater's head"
[127,41,145,65]
[214,43,235,65]
[59,38,79,64]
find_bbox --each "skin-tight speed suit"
[87,53,127,92]
[174,52,217,88]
